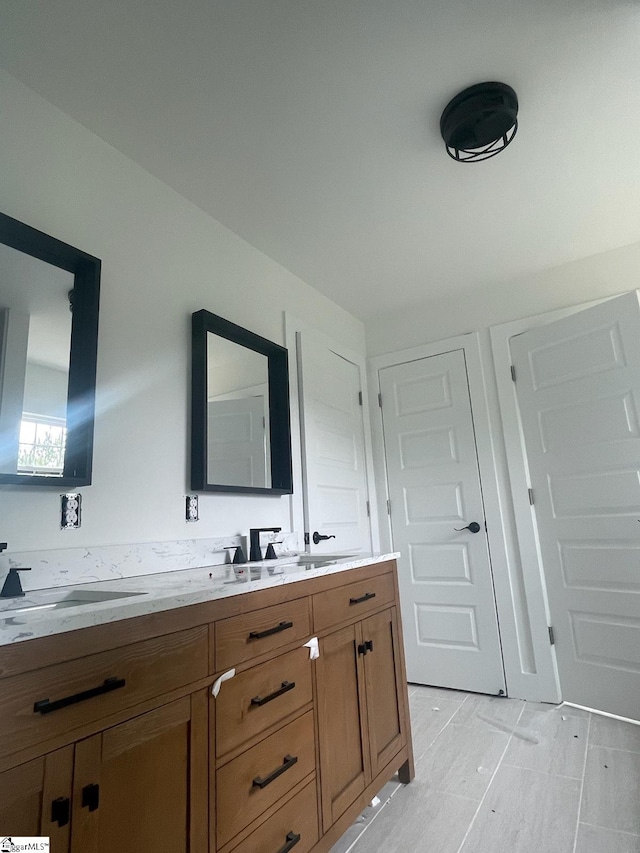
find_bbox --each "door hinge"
[528,488,534,506]
[358,390,363,406]
[548,626,555,646]
[386,499,391,515]
[510,365,516,382]
[366,500,370,517]
[304,532,310,546]
[378,392,383,408]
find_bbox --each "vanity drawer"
[215,598,311,670]
[227,779,318,853]
[216,646,313,757]
[312,571,395,632]
[0,626,208,758]
[216,710,316,848]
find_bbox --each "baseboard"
[562,702,640,727]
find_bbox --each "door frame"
[369,332,524,698]
[284,313,381,553]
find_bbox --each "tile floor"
[330,684,640,853]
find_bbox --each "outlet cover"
[61,493,82,529]
[185,495,199,522]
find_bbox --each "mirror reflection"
[0,243,74,477]
[206,332,271,489]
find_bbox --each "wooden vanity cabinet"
[0,746,74,847]
[0,558,413,853]
[70,692,208,853]
[0,695,208,853]
[315,606,408,832]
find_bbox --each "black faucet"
[0,542,32,598]
[249,527,281,562]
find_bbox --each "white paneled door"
[380,350,506,694]
[511,291,640,719]
[207,396,268,488]
[297,330,372,556]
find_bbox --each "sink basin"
[290,554,357,563]
[0,589,146,616]
[252,554,358,573]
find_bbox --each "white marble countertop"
[0,553,399,647]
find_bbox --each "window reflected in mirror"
[0,243,73,477]
[206,333,271,489]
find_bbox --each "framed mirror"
[0,212,100,487]
[191,310,293,494]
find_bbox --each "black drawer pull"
[350,591,376,605]
[51,796,70,828]
[34,677,126,715]
[251,680,296,707]
[81,783,100,812]
[252,754,298,789]
[249,620,293,641]
[277,831,301,853]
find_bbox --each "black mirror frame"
[191,309,293,494]
[0,212,101,487]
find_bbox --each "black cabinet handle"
[277,831,301,853]
[358,640,374,656]
[350,591,376,605]
[51,796,70,827]
[249,621,293,641]
[81,783,100,812]
[34,677,126,715]
[251,680,296,707]
[252,754,298,789]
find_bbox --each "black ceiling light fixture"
[440,82,518,163]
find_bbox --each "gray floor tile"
[450,693,524,731]
[328,782,401,853]
[460,765,581,853]
[417,722,509,800]
[347,780,478,853]
[410,691,461,760]
[582,746,640,835]
[408,684,469,703]
[503,709,588,778]
[576,824,640,853]
[589,715,640,754]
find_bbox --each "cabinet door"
[362,607,406,777]
[316,623,369,831]
[0,746,73,848]
[71,692,208,853]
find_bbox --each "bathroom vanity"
[0,554,414,852]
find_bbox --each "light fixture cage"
[445,120,518,163]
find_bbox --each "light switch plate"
[60,493,81,529]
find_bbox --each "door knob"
[312,532,336,545]
[454,522,481,533]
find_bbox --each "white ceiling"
[2,0,640,319]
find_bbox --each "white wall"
[366,241,640,355]
[0,71,365,553]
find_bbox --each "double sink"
[0,553,355,619]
